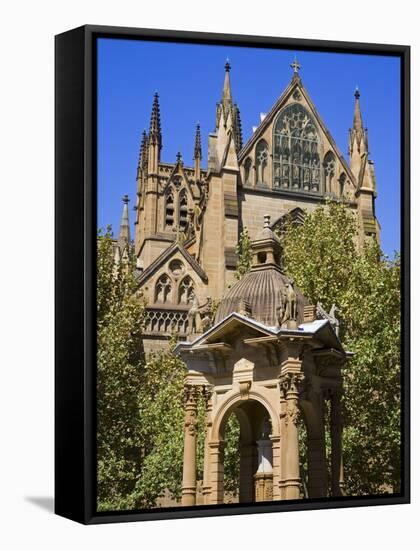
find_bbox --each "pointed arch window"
[155,274,172,303]
[255,140,268,185]
[339,172,346,197]
[179,189,188,231]
[244,157,252,185]
[323,152,336,194]
[273,103,320,192]
[178,275,195,305]
[165,191,174,228]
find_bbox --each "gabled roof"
[135,241,208,286]
[238,75,357,189]
[174,312,346,355]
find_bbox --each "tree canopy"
[280,200,401,495]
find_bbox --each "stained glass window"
[273,104,320,193]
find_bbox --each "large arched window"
[255,140,268,185]
[155,273,172,303]
[273,103,320,192]
[323,152,336,194]
[179,189,188,231]
[178,275,195,305]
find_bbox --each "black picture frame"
[55,24,410,525]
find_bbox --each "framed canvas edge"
[54,24,411,526]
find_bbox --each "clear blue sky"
[97,38,401,257]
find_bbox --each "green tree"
[235,227,252,280]
[281,200,401,496]
[96,228,146,511]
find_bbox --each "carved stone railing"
[144,307,189,335]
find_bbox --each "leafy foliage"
[97,230,241,509]
[281,200,401,495]
[235,227,252,280]
[96,228,146,511]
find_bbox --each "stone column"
[181,384,199,506]
[208,440,225,504]
[330,389,344,496]
[270,435,282,500]
[201,386,213,504]
[307,437,328,498]
[281,373,303,500]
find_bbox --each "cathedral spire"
[349,87,369,177]
[233,104,243,151]
[149,92,162,148]
[148,92,162,173]
[118,194,131,249]
[222,59,232,106]
[352,87,364,134]
[194,123,202,160]
[137,129,148,176]
[194,123,202,180]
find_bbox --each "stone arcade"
[175,220,350,504]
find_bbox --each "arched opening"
[218,399,274,504]
[178,189,188,231]
[243,157,252,186]
[255,140,268,185]
[155,273,172,303]
[323,151,336,194]
[165,191,174,228]
[339,172,346,197]
[178,275,195,305]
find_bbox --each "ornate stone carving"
[279,372,304,397]
[239,380,252,400]
[285,401,301,426]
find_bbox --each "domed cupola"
[214,215,309,328]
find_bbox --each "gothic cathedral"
[115,60,379,354]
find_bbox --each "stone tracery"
[273,103,320,192]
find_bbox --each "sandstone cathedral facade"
[115,60,379,355]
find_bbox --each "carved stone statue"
[281,279,297,324]
[316,302,340,337]
[188,295,202,334]
[187,295,215,335]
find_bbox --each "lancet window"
[165,191,174,228]
[155,274,172,303]
[255,141,268,185]
[178,276,195,305]
[179,189,188,230]
[323,152,336,194]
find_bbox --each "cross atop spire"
[225,58,231,72]
[290,56,301,75]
